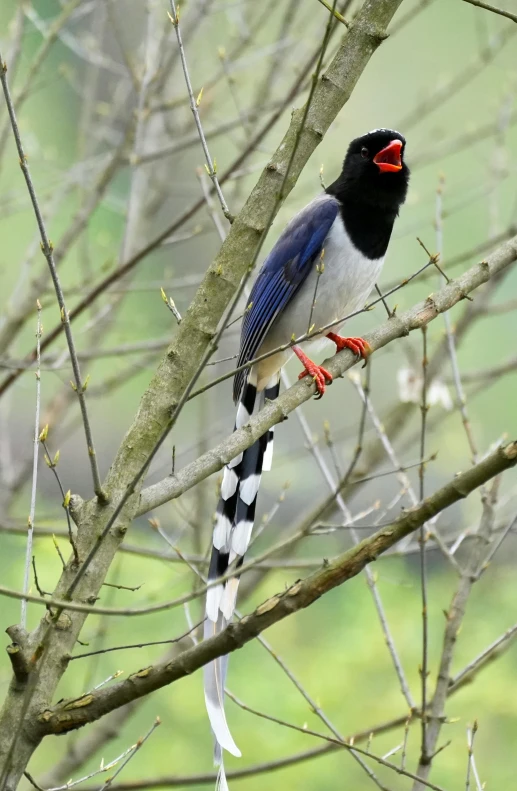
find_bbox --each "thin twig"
[418,325,429,763]
[102,582,142,593]
[465,721,480,791]
[60,0,343,614]
[307,249,325,333]
[374,282,393,318]
[473,508,517,578]
[315,0,349,26]
[188,254,437,402]
[317,367,416,710]
[412,478,501,790]
[98,718,161,791]
[0,39,385,396]
[401,714,412,770]
[251,631,389,790]
[69,619,204,660]
[348,371,425,528]
[168,0,232,221]
[428,529,462,575]
[0,53,105,500]
[52,535,66,569]
[435,179,479,463]
[25,735,146,791]
[135,232,517,517]
[58,716,414,790]
[31,557,50,601]
[41,438,79,565]
[462,0,517,24]
[21,302,42,628]
[226,693,446,791]
[158,508,391,790]
[5,440,513,624]
[92,671,124,692]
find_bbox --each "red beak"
[373,139,403,173]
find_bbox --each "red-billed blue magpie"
[204,129,410,782]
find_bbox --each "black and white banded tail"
[204,370,280,775]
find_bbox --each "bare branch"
[0,52,105,500]
[77,715,411,790]
[462,0,517,24]
[21,302,42,628]
[37,440,517,733]
[137,234,517,516]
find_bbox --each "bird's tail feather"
[203,615,240,757]
[204,369,280,763]
[216,763,230,791]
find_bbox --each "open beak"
[373,139,403,173]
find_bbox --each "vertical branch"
[435,178,478,463]
[412,476,503,790]
[307,250,325,333]
[348,372,416,710]
[0,54,105,500]
[157,520,390,791]
[418,325,429,762]
[348,373,425,526]
[465,722,479,791]
[40,437,79,565]
[168,0,232,221]
[21,301,42,629]
[197,101,407,735]
[119,1,158,263]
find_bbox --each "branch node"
[6,643,30,682]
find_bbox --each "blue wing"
[233,196,339,401]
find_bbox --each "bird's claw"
[298,363,333,398]
[328,333,371,360]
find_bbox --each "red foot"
[293,346,332,398]
[327,332,371,359]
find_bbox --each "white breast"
[254,208,385,390]
[266,215,384,350]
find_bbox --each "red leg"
[327,332,372,359]
[293,346,332,398]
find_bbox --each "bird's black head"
[327,128,409,210]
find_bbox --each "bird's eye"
[360,147,369,159]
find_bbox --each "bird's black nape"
[326,128,410,259]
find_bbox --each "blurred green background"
[0,0,516,788]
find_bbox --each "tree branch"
[136,234,517,516]
[0,4,406,783]
[37,440,517,734]
[462,0,517,24]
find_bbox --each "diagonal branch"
[0,4,407,784]
[462,0,517,24]
[37,439,517,734]
[136,233,517,516]
[0,51,104,499]
[0,0,401,399]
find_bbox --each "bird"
[204,128,410,786]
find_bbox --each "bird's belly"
[269,235,384,347]
[254,221,385,389]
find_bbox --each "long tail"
[204,370,280,772]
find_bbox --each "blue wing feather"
[233,197,339,401]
